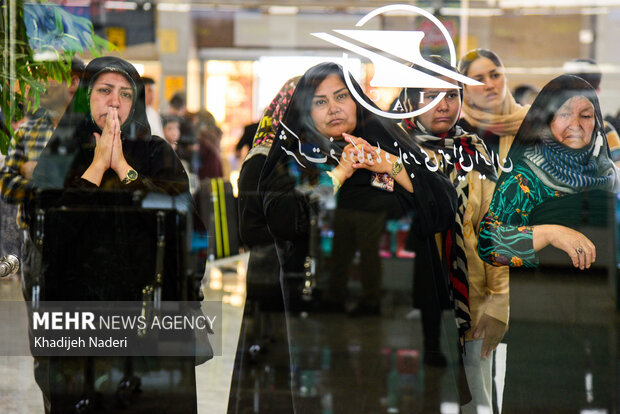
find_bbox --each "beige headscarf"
[462,91,530,163]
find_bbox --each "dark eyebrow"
[97,82,132,91]
[333,88,348,95]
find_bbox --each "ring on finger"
[576,247,584,254]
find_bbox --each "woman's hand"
[533,224,596,270]
[82,107,118,185]
[472,314,506,359]
[109,111,132,181]
[342,133,414,193]
[342,133,392,174]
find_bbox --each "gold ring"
[576,247,584,254]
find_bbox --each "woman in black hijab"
[258,62,458,413]
[27,57,196,414]
[478,74,620,270]
[260,62,457,309]
[33,56,187,195]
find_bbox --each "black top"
[32,56,188,196]
[259,62,457,273]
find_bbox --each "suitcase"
[194,178,240,261]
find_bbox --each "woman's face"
[415,77,461,135]
[90,72,134,130]
[310,74,357,139]
[463,57,507,112]
[549,96,595,149]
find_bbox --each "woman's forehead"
[314,74,345,92]
[557,95,594,111]
[467,56,500,74]
[92,71,132,88]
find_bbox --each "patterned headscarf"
[398,55,497,345]
[514,75,620,194]
[252,77,300,149]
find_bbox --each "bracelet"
[326,170,341,195]
[390,158,403,178]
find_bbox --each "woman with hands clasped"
[259,62,458,412]
[34,56,187,195]
[260,62,456,319]
[478,75,620,270]
[398,56,508,413]
[27,57,196,414]
[82,103,136,186]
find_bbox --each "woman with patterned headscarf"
[238,76,299,250]
[478,75,620,270]
[232,77,299,412]
[399,56,509,413]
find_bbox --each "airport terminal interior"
[2,0,620,413]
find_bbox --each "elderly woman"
[458,49,530,171]
[258,62,457,412]
[399,56,509,413]
[478,75,620,270]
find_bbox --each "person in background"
[162,115,181,150]
[141,76,164,138]
[399,56,509,412]
[235,119,260,162]
[512,84,540,106]
[168,92,198,172]
[458,49,530,172]
[238,77,298,254]
[162,114,199,193]
[0,103,31,258]
[0,57,84,290]
[563,58,620,166]
[195,109,224,180]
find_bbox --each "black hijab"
[259,62,457,238]
[33,56,187,195]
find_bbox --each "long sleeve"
[237,154,274,247]
[408,164,457,236]
[478,175,509,325]
[0,117,53,204]
[260,157,310,242]
[0,130,31,204]
[463,172,510,337]
[477,165,553,267]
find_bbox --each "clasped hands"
[330,132,398,181]
[81,107,133,186]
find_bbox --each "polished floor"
[1,255,619,413]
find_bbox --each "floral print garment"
[478,162,562,267]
